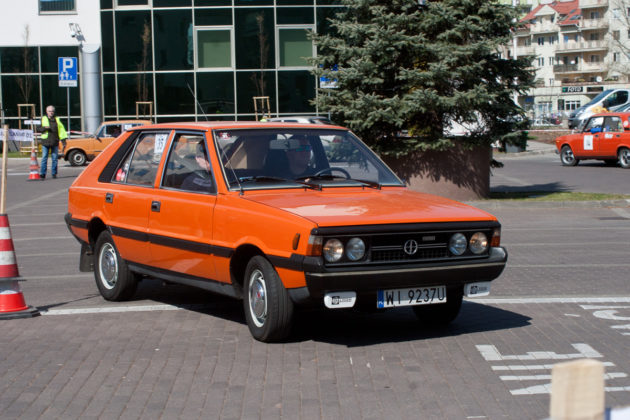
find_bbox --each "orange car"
[555,112,630,168]
[65,122,507,342]
[62,120,151,166]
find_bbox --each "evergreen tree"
[311,0,534,156]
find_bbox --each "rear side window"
[113,132,169,186]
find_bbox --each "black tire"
[618,147,630,169]
[243,255,294,342]
[560,145,578,166]
[93,231,138,301]
[68,150,87,166]
[412,286,463,326]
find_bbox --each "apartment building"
[511,0,630,121]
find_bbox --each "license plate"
[377,286,446,308]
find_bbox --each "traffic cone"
[0,214,39,319]
[27,145,40,181]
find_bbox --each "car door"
[147,131,218,281]
[596,116,624,157]
[103,130,170,265]
[578,116,604,158]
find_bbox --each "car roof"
[103,119,152,125]
[130,121,346,131]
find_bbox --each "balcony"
[516,46,536,56]
[556,40,608,52]
[580,0,608,9]
[581,18,609,30]
[554,62,606,74]
[530,22,558,34]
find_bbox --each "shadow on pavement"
[491,181,569,194]
[133,279,531,345]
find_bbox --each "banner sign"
[0,129,34,142]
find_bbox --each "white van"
[568,88,630,129]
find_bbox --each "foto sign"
[58,57,78,87]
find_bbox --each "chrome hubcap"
[562,148,574,163]
[99,243,118,289]
[248,269,267,327]
[621,150,630,166]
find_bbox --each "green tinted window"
[154,9,193,70]
[196,72,235,115]
[197,29,232,69]
[279,29,312,67]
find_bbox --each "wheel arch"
[230,244,265,296]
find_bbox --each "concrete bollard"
[550,359,604,420]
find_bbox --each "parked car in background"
[65,121,507,342]
[568,88,630,129]
[61,120,151,166]
[266,115,334,125]
[556,112,630,168]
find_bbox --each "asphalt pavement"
[1,153,629,419]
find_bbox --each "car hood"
[241,188,496,226]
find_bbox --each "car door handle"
[151,201,161,212]
[105,193,114,203]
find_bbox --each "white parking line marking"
[471,297,630,304]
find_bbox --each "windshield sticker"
[154,133,168,154]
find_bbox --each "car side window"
[113,132,168,186]
[162,133,215,194]
[603,116,623,133]
[583,117,604,132]
[104,124,122,137]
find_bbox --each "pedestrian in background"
[40,105,67,179]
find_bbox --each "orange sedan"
[66,122,507,342]
[555,112,630,168]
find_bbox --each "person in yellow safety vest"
[39,105,68,180]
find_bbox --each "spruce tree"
[311,0,534,156]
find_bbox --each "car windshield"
[583,90,613,108]
[213,128,404,190]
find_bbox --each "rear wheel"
[412,286,463,326]
[560,145,578,166]
[93,231,138,301]
[68,149,87,166]
[619,147,630,169]
[243,255,294,342]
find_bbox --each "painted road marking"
[477,343,630,396]
[581,304,630,336]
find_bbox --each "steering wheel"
[313,167,351,179]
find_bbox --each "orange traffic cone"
[0,214,39,319]
[27,145,40,181]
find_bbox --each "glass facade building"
[0,1,341,127]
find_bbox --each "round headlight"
[345,237,366,261]
[323,239,344,262]
[469,232,488,254]
[449,233,467,256]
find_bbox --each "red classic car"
[555,112,630,168]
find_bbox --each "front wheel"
[243,255,294,342]
[412,286,463,326]
[93,231,138,301]
[619,148,630,169]
[560,145,578,166]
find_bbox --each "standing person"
[40,105,67,179]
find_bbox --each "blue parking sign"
[58,57,77,87]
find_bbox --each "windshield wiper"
[295,174,381,189]
[238,175,319,190]
[238,175,290,183]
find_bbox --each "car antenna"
[187,83,209,122]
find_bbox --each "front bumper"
[289,247,507,303]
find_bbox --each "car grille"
[321,227,494,267]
